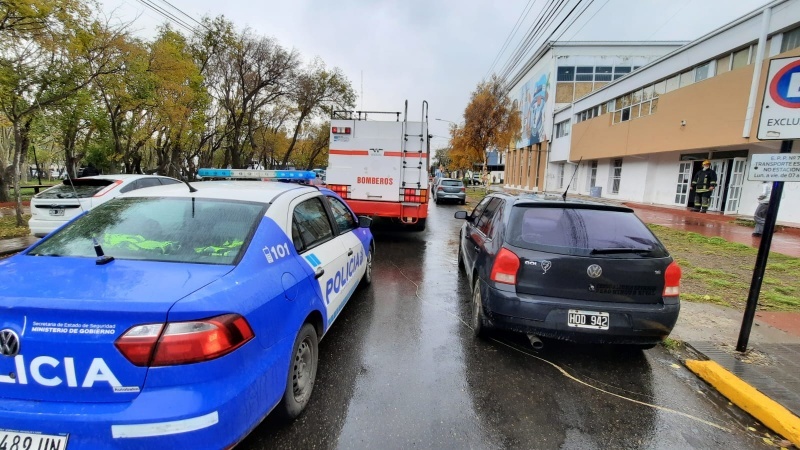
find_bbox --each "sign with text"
[747,153,800,181]
[757,56,800,140]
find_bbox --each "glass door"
[709,160,727,212]
[724,157,747,214]
[674,162,692,205]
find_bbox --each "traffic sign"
[757,56,800,140]
[747,153,800,182]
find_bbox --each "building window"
[590,160,597,188]
[694,61,713,81]
[595,66,613,82]
[610,159,622,194]
[558,163,565,188]
[613,66,631,80]
[557,66,575,81]
[731,46,751,70]
[576,66,593,82]
[575,105,601,123]
[555,120,570,139]
[782,26,800,53]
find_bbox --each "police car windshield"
[29,197,265,265]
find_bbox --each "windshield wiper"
[590,247,653,255]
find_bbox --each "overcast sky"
[101,0,771,148]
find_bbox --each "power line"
[646,0,691,40]
[136,0,197,34]
[484,0,540,80]
[153,0,212,33]
[498,0,569,83]
[565,0,608,41]
[495,0,561,82]
[551,0,596,43]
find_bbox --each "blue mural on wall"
[518,72,550,147]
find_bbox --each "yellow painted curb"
[686,359,800,447]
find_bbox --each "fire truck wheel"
[410,218,426,232]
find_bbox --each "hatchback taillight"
[115,314,254,366]
[491,248,520,285]
[663,261,682,297]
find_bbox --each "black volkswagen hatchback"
[455,193,681,348]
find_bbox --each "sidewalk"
[622,202,800,446]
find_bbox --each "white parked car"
[28,174,181,237]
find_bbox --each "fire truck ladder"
[401,100,428,189]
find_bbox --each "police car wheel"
[363,247,373,285]
[457,241,464,271]
[276,323,318,420]
[472,279,489,339]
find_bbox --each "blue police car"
[0,169,374,449]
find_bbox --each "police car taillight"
[331,126,351,134]
[115,314,254,367]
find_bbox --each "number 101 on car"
[0,430,68,450]
[567,309,609,330]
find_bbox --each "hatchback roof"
[500,193,634,212]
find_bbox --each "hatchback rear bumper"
[482,282,680,344]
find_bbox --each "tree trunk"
[12,119,33,226]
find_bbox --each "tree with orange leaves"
[449,75,520,180]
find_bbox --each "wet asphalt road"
[240,201,768,450]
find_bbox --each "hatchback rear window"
[29,197,265,265]
[440,180,463,187]
[506,205,668,257]
[35,179,117,199]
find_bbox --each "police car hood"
[0,256,231,403]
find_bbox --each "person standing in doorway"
[752,181,773,237]
[691,160,717,213]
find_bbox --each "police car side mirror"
[358,216,373,228]
[454,211,468,220]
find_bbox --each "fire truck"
[326,101,430,231]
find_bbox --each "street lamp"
[435,118,457,125]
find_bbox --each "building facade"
[563,0,800,224]
[504,41,685,192]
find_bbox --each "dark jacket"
[692,168,717,192]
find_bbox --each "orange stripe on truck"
[329,149,428,158]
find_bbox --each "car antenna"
[93,237,114,265]
[562,156,583,201]
[171,163,198,193]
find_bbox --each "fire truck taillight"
[328,184,350,198]
[402,188,426,203]
[331,127,351,134]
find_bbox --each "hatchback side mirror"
[454,211,468,220]
[358,216,373,228]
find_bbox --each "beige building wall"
[570,47,800,160]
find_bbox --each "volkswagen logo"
[0,329,20,357]
[587,264,603,279]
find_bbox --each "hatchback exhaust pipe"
[527,334,544,350]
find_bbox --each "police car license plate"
[0,430,69,450]
[49,209,64,216]
[567,309,609,330]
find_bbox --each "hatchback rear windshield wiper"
[590,247,653,255]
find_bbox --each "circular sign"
[769,60,800,108]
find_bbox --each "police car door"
[291,195,349,325]
[324,195,367,316]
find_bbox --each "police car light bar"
[198,168,316,180]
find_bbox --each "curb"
[685,359,800,447]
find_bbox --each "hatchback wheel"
[275,323,318,421]
[472,279,489,338]
[457,241,465,272]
